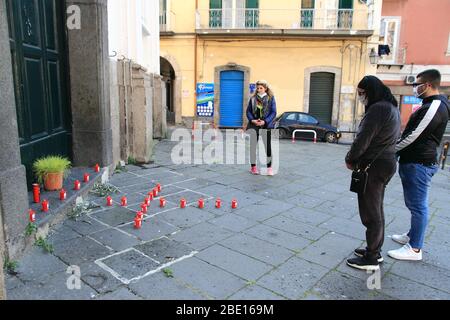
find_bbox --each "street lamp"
[369,47,379,65]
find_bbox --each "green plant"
[25,222,38,237]
[162,268,174,278]
[3,259,19,274]
[89,182,119,197]
[68,201,100,220]
[35,237,54,253]
[33,155,71,185]
[114,163,128,174]
[127,156,137,165]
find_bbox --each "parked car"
[274,112,341,143]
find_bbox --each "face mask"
[413,84,427,98]
[358,94,368,106]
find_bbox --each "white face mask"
[257,92,267,98]
[413,84,427,98]
[358,94,368,106]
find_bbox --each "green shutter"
[246,0,259,9]
[309,73,335,125]
[210,0,222,9]
[339,0,353,9]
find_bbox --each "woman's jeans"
[357,159,397,259]
[248,125,272,168]
[399,163,439,249]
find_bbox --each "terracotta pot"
[44,172,64,191]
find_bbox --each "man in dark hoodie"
[389,69,450,261]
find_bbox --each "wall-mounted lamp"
[369,48,379,65]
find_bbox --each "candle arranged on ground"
[74,180,81,190]
[232,199,238,209]
[156,183,161,192]
[147,192,154,201]
[32,184,40,203]
[141,203,148,213]
[136,211,144,220]
[60,189,67,201]
[83,173,90,183]
[144,196,151,206]
[29,209,36,223]
[180,198,187,208]
[41,200,49,212]
[106,196,113,206]
[94,164,100,173]
[216,198,222,209]
[121,196,127,206]
[198,198,205,209]
[152,189,158,197]
[160,197,166,208]
[134,216,142,229]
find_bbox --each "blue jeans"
[399,163,439,249]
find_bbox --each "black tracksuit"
[346,101,401,259]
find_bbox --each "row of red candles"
[29,164,100,222]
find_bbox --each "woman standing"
[246,80,277,176]
[345,76,401,271]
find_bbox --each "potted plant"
[33,156,71,191]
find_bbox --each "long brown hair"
[253,80,274,99]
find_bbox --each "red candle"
[144,197,150,206]
[83,173,90,183]
[160,197,166,208]
[94,164,100,173]
[198,198,205,209]
[32,184,40,203]
[134,216,142,229]
[60,189,67,201]
[74,180,81,190]
[29,209,36,223]
[141,203,148,213]
[180,198,187,208]
[42,200,49,212]
[215,198,222,209]
[232,199,238,209]
[152,189,158,197]
[136,211,144,220]
[156,183,162,192]
[121,196,127,207]
[106,196,113,206]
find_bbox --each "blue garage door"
[220,71,244,127]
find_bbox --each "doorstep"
[27,167,105,237]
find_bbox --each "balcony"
[160,10,176,34]
[196,8,373,37]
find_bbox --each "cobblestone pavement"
[5,136,450,300]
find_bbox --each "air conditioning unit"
[405,75,416,85]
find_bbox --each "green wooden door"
[309,72,335,125]
[6,0,71,187]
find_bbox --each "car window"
[297,114,308,123]
[285,113,297,121]
[305,115,318,124]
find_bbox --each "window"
[298,114,318,124]
[245,0,259,28]
[285,113,297,121]
[379,17,401,64]
[338,0,353,29]
[209,0,222,28]
[447,32,450,56]
[301,0,314,28]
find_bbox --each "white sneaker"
[388,243,422,261]
[391,233,410,245]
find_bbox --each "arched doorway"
[160,57,176,125]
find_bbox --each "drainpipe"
[194,0,199,122]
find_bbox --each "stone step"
[27,167,106,239]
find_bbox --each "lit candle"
[42,200,49,212]
[29,209,36,223]
[156,183,162,192]
[32,184,40,204]
[198,198,205,209]
[106,196,113,206]
[141,203,148,213]
[160,197,166,208]
[134,216,142,229]
[83,173,90,183]
[180,198,187,209]
[74,180,81,190]
[215,198,222,209]
[94,164,100,173]
[232,199,238,209]
[60,189,67,201]
[121,196,128,207]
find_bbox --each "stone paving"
[5,135,450,300]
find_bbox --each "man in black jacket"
[388,69,450,261]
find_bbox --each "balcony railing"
[160,10,176,32]
[198,8,371,30]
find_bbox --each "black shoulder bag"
[350,143,392,194]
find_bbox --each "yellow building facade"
[160,0,382,132]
